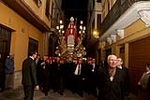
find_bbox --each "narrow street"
[0,88,97,100]
[0,88,138,100]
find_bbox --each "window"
[0,26,11,70]
[28,38,38,56]
[92,19,95,30]
[97,14,101,31]
[120,45,125,53]
[45,0,51,19]
[0,26,11,52]
[51,2,54,19]
[93,0,95,9]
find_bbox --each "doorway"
[0,26,11,90]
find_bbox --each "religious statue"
[55,16,86,59]
[64,17,78,47]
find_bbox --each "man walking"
[22,51,39,100]
[117,57,130,100]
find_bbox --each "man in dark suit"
[117,57,130,100]
[97,54,124,100]
[22,51,39,100]
[88,58,99,97]
[72,58,85,97]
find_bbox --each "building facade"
[87,0,150,92]
[0,0,56,89]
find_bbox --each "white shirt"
[74,64,81,75]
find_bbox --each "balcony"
[100,0,150,41]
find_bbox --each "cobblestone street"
[0,88,138,100]
[0,89,97,100]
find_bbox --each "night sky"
[62,0,88,25]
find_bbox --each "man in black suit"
[88,58,99,97]
[117,57,130,100]
[22,51,39,100]
[72,58,85,97]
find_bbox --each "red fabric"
[65,22,78,42]
[65,28,78,42]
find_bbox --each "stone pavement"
[0,87,138,100]
[0,88,97,100]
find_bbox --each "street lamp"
[93,29,99,38]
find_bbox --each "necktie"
[78,64,81,75]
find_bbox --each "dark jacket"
[22,57,38,86]
[4,57,14,74]
[121,66,130,96]
[97,67,123,100]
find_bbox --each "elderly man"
[96,54,123,100]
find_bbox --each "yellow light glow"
[93,30,99,38]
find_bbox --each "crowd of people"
[1,51,150,100]
[21,52,132,100]
[34,53,101,97]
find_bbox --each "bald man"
[96,54,124,100]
